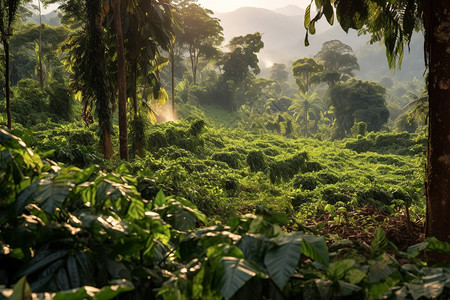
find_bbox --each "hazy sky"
[196,0,310,12]
[40,0,310,14]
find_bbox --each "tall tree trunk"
[38,0,44,89]
[4,38,11,130]
[170,44,175,116]
[87,0,113,159]
[425,1,450,260]
[111,0,129,161]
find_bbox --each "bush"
[247,150,267,172]
[357,187,392,207]
[321,186,353,204]
[269,152,308,183]
[293,175,318,191]
[211,152,241,169]
[346,138,374,153]
[316,170,340,184]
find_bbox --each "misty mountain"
[28,11,61,27]
[215,6,425,82]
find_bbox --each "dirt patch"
[307,204,424,251]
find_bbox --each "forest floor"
[309,204,425,251]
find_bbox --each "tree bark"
[170,44,175,116]
[111,0,129,161]
[4,38,11,130]
[425,1,450,259]
[87,0,113,159]
[38,0,44,89]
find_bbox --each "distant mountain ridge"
[215,5,425,82]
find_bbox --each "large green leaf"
[30,259,66,291]
[18,249,69,277]
[35,176,75,215]
[66,256,80,289]
[300,234,330,267]
[405,282,445,300]
[219,257,257,300]
[265,234,302,290]
[13,180,39,215]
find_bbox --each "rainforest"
[2,0,450,299]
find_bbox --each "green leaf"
[368,282,391,299]
[56,267,71,291]
[304,3,311,29]
[219,257,257,300]
[345,268,367,284]
[74,165,96,184]
[154,190,166,207]
[405,282,445,300]
[19,249,69,277]
[301,234,330,267]
[326,259,355,281]
[371,227,388,257]
[338,280,362,296]
[52,283,134,300]
[35,176,75,215]
[93,282,134,300]
[126,198,145,220]
[66,256,80,289]
[368,261,395,283]
[14,180,39,215]
[30,259,66,291]
[265,235,302,290]
[426,237,450,255]
[237,234,269,264]
[407,240,429,258]
[323,2,334,25]
[10,276,31,300]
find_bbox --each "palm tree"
[289,92,324,137]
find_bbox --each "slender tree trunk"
[38,0,44,89]
[4,38,11,130]
[111,0,129,161]
[170,44,175,116]
[425,1,450,260]
[87,0,113,159]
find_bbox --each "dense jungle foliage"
[1,0,448,299]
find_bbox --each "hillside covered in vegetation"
[2,0,450,299]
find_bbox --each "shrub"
[247,150,267,172]
[357,187,392,207]
[211,152,241,169]
[346,138,374,153]
[293,175,318,191]
[303,161,323,172]
[316,170,340,184]
[269,152,308,183]
[321,186,352,204]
